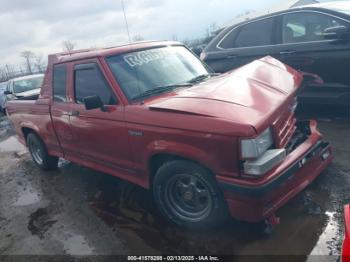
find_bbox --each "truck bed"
[6,99,62,157]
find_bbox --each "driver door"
[67,59,131,171]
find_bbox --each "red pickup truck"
[6,41,333,228]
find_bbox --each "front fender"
[144,140,216,174]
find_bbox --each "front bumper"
[218,120,333,222]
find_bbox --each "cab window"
[74,63,117,105]
[53,64,67,102]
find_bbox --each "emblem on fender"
[128,130,143,137]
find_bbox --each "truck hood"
[147,56,303,133]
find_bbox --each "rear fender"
[19,122,40,144]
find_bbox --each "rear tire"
[27,133,58,170]
[153,160,229,229]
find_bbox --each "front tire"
[27,133,58,170]
[153,160,228,229]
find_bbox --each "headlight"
[241,128,273,159]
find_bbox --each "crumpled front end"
[218,120,333,222]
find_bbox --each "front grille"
[273,109,297,148]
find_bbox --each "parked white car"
[0,82,7,113]
[3,74,44,112]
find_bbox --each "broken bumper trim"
[219,141,330,197]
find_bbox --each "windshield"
[13,76,44,94]
[106,46,209,100]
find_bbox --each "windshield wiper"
[131,83,192,101]
[187,73,220,84]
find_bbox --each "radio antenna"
[120,0,143,103]
[121,0,132,44]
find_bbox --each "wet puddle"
[58,158,71,168]
[310,211,339,256]
[13,175,42,207]
[63,234,94,255]
[87,173,341,257]
[0,118,11,130]
[0,136,26,154]
[14,190,41,206]
[28,208,57,239]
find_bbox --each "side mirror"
[4,90,12,95]
[323,26,348,39]
[83,95,106,111]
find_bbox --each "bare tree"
[209,22,218,36]
[62,40,76,53]
[182,39,191,46]
[5,64,15,78]
[204,22,219,38]
[21,50,35,74]
[35,54,46,73]
[132,35,144,42]
[0,67,6,82]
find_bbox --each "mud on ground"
[0,114,127,256]
[0,106,349,261]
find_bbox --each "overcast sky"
[0,0,286,66]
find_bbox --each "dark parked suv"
[201,2,350,106]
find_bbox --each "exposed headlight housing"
[241,128,273,159]
[244,149,286,175]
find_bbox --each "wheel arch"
[22,127,35,140]
[21,125,40,142]
[148,152,216,186]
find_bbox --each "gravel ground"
[0,105,349,261]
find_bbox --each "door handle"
[279,50,296,55]
[69,110,80,117]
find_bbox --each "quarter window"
[53,64,67,102]
[218,28,240,49]
[74,63,117,105]
[282,12,348,43]
[234,18,275,48]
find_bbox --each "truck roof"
[51,40,182,64]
